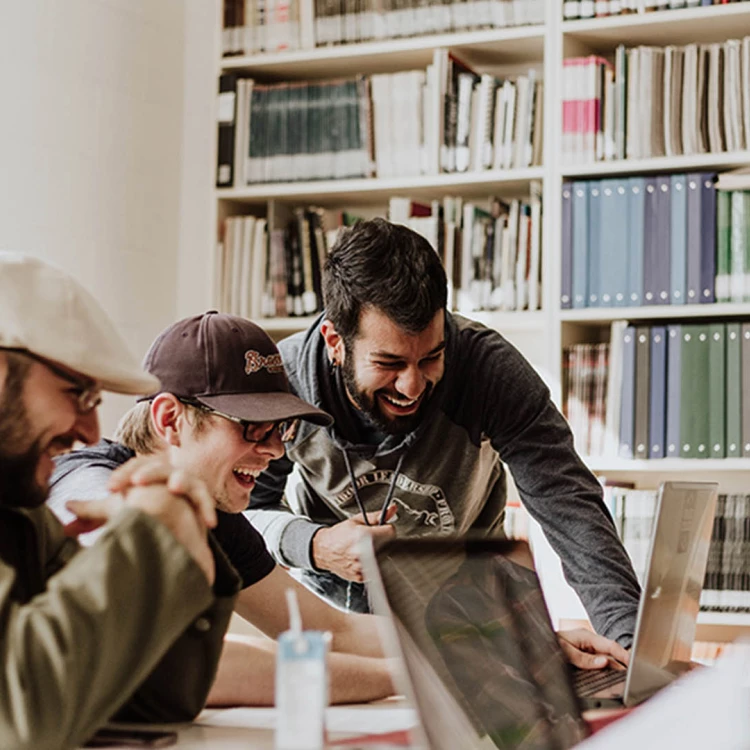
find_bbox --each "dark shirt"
[49,439,275,589]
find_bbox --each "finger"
[368,524,396,544]
[579,632,631,667]
[66,497,119,522]
[353,508,390,526]
[63,518,106,537]
[559,640,608,670]
[166,470,217,528]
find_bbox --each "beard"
[341,354,433,436]
[0,360,48,509]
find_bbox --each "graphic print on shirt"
[333,469,455,534]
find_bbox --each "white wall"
[0,0,186,434]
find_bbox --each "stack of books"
[565,319,750,460]
[220,0,545,55]
[561,173,718,309]
[563,0,750,21]
[216,57,543,186]
[562,38,750,163]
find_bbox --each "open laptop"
[360,481,718,748]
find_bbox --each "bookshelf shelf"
[560,303,750,324]
[582,457,750,473]
[258,315,319,332]
[561,151,750,179]
[220,26,546,79]
[217,168,545,206]
[464,310,546,331]
[697,611,750,626]
[562,4,750,50]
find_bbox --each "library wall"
[0,0,187,434]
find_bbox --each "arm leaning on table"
[0,484,238,750]
[209,565,395,706]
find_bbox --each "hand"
[311,505,397,582]
[66,484,216,585]
[557,628,630,670]
[108,454,217,529]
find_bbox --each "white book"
[707,43,725,154]
[222,218,236,313]
[604,321,627,457]
[233,79,252,187]
[239,216,256,318]
[250,218,268,320]
[371,74,393,178]
[663,46,675,157]
[626,47,640,159]
[501,200,519,310]
[471,74,497,172]
[231,215,245,315]
[526,182,542,311]
[724,40,743,153]
[501,79,517,170]
[514,204,529,310]
[490,84,506,170]
[742,37,750,151]
[604,65,616,160]
[681,44,698,155]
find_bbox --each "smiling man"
[247,217,642,657]
[48,312,396,705]
[0,254,238,750]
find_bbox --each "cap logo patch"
[245,350,283,375]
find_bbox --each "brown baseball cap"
[141,311,332,426]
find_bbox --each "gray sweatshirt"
[247,312,640,645]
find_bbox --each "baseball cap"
[141,311,333,426]
[0,252,160,395]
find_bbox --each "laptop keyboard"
[572,667,627,697]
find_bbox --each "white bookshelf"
[217,167,545,206]
[211,0,750,635]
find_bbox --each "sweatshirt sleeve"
[247,453,325,570]
[459,325,641,646]
[0,506,238,750]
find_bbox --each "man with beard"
[247,218,642,656]
[0,253,239,750]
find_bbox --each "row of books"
[603,486,750,612]
[565,320,750,461]
[216,56,542,186]
[389,188,542,313]
[562,38,750,163]
[213,208,330,320]
[561,173,718,310]
[221,0,544,56]
[563,0,750,20]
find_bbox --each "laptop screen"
[370,538,589,750]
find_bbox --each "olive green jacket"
[0,503,239,750]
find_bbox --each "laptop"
[360,481,718,748]
[572,480,718,708]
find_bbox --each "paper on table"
[197,706,417,736]
[576,643,750,750]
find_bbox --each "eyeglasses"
[8,348,102,415]
[179,399,300,444]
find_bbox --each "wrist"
[310,525,329,572]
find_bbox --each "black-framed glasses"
[178,398,300,444]
[6,348,102,415]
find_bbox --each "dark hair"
[323,218,448,342]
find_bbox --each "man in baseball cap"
[49,311,395,706]
[0,254,240,749]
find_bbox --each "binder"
[561,182,573,309]
[217,73,238,187]
[598,179,621,307]
[572,181,589,308]
[642,178,659,305]
[627,177,646,306]
[685,173,702,304]
[619,326,637,459]
[742,323,750,457]
[665,324,682,458]
[708,323,727,458]
[587,182,602,307]
[634,326,651,459]
[669,173,687,305]
[648,326,667,458]
[699,173,718,303]
[726,322,742,457]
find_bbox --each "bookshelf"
[210,0,750,636]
